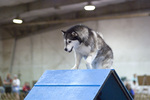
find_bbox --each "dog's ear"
[61,30,66,35]
[71,32,78,37]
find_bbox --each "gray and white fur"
[62,25,113,69]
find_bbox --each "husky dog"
[61,25,113,69]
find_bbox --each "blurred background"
[0,0,150,99]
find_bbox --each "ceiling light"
[84,2,95,11]
[13,18,23,24]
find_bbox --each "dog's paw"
[71,66,77,70]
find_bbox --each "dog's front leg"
[71,52,82,69]
[86,51,97,69]
[86,56,93,69]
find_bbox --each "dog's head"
[61,30,82,53]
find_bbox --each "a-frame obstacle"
[25,69,133,100]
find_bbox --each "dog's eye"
[68,41,71,43]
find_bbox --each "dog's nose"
[64,48,68,51]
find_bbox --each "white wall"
[98,16,150,80]
[0,38,2,75]
[0,39,14,80]
[1,16,150,86]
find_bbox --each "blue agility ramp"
[25,69,133,100]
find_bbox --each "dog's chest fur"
[74,43,91,57]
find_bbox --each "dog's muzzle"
[64,47,73,53]
[64,48,68,52]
